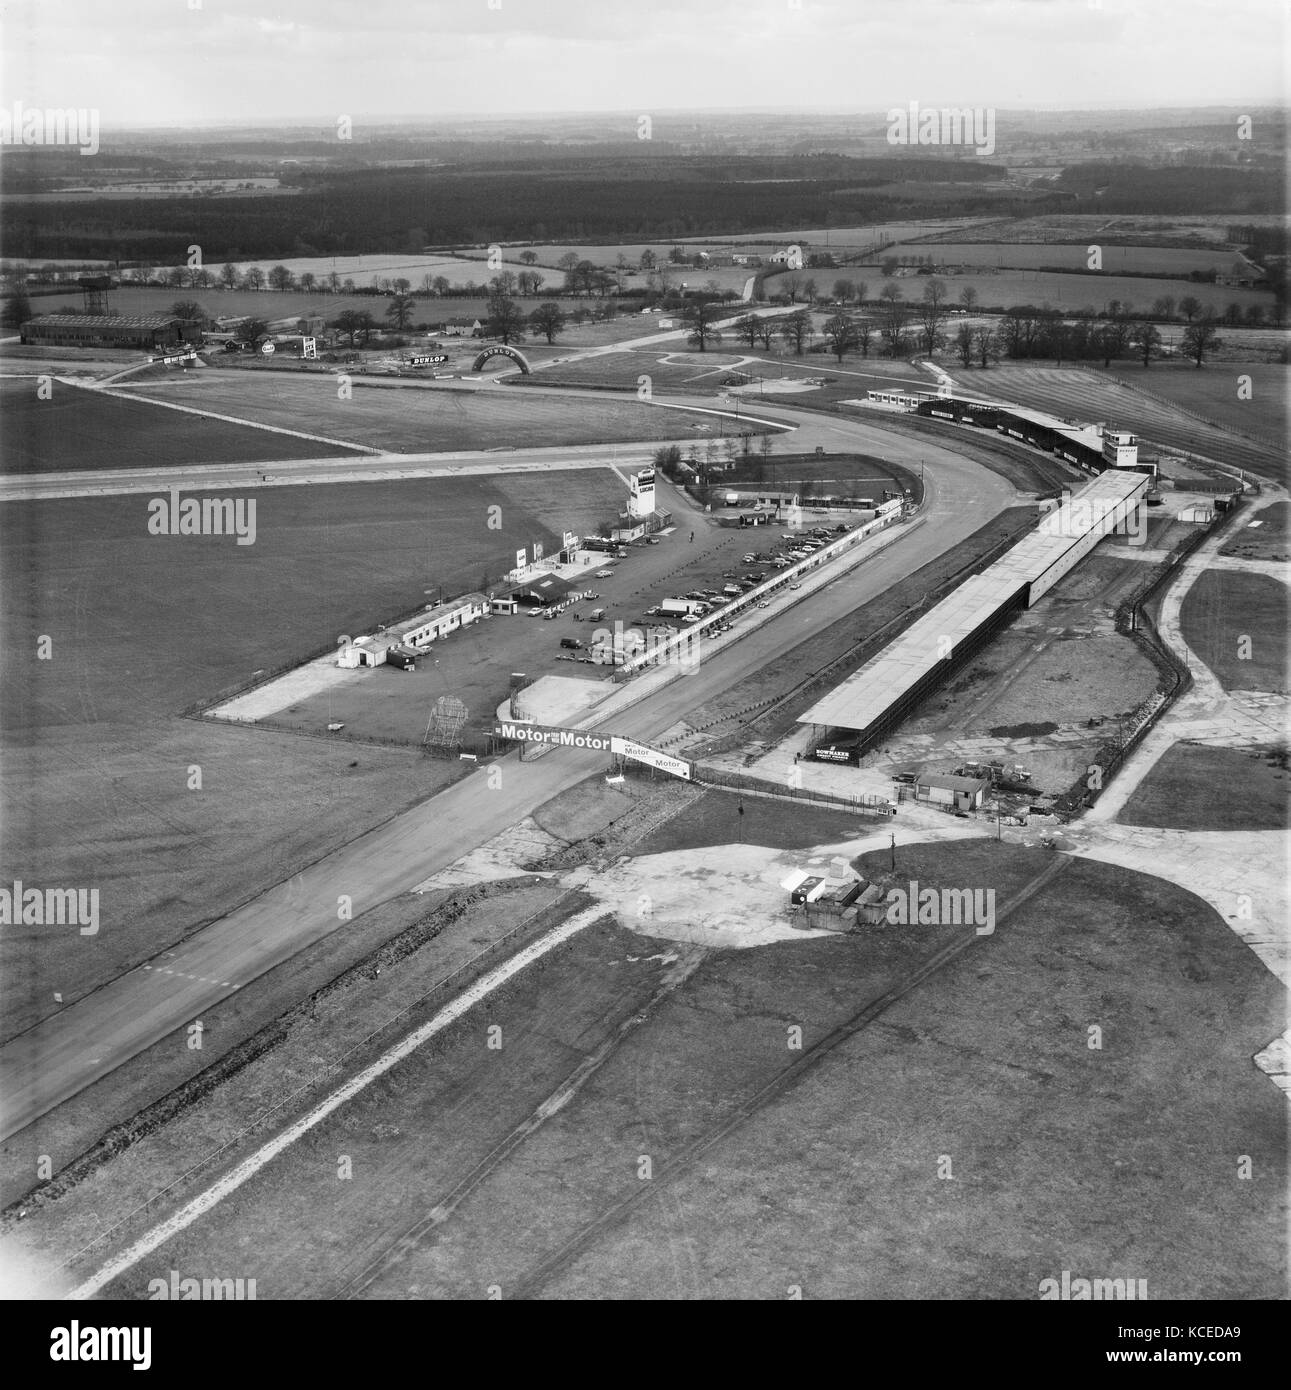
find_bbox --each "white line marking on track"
[66,904,606,1298]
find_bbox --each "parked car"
[742,553,757,562]
[596,569,614,578]
[789,582,802,590]
[646,537,662,545]
[560,637,583,649]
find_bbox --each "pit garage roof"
[798,473,1148,736]
[510,573,576,604]
[987,470,1149,590]
[798,570,1025,733]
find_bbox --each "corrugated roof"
[24,313,181,329]
[798,473,1149,735]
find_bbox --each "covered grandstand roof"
[23,313,182,329]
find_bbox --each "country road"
[0,396,1018,1140]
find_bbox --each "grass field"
[26,285,595,330]
[0,469,624,1037]
[768,266,1275,318]
[871,240,1250,277]
[910,214,1288,247]
[1118,743,1289,831]
[1111,363,1288,443]
[81,834,1286,1299]
[1221,501,1290,562]
[1180,569,1289,693]
[124,373,748,453]
[0,379,364,474]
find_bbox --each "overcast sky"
[1,0,1285,127]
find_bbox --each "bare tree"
[682,298,724,352]
[779,309,812,356]
[1177,295,1203,323]
[959,286,977,313]
[822,314,858,362]
[1181,316,1222,367]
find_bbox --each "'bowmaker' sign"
[494,720,614,751]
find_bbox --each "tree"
[432,276,450,296]
[268,265,295,292]
[299,271,316,293]
[853,282,867,308]
[733,314,761,349]
[1223,301,1244,326]
[1178,295,1203,323]
[682,298,724,352]
[1244,303,1264,326]
[801,278,818,304]
[219,263,239,290]
[958,286,977,313]
[166,268,186,288]
[235,317,267,344]
[755,316,777,351]
[639,249,656,272]
[1094,318,1132,367]
[170,300,205,324]
[327,271,342,293]
[558,252,580,275]
[975,327,998,368]
[1136,320,1162,367]
[784,273,804,303]
[855,319,874,357]
[877,282,909,357]
[528,301,566,343]
[1151,294,1175,320]
[780,309,812,356]
[393,277,411,295]
[520,250,538,266]
[915,279,950,356]
[881,256,899,276]
[333,309,374,346]
[190,268,212,289]
[2,288,32,327]
[485,295,526,344]
[822,314,857,362]
[243,267,265,292]
[386,293,415,330]
[489,271,518,297]
[954,322,975,367]
[1181,316,1222,367]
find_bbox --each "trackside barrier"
[690,763,894,817]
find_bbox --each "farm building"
[20,313,190,350]
[437,318,482,337]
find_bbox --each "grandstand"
[867,388,1152,477]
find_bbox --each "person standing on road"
[689,530,694,543]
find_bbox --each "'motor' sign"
[493,720,614,751]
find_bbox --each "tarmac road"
[0,397,1017,1140]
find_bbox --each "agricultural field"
[0,378,362,474]
[770,265,1275,319]
[872,240,1250,277]
[909,214,1289,246]
[123,373,743,453]
[22,286,590,328]
[1118,743,1289,832]
[1180,569,1288,694]
[0,470,622,1036]
[77,833,1286,1300]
